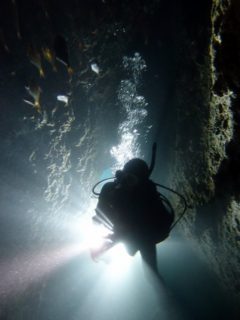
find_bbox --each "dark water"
[0,1,234,319]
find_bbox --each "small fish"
[42,46,57,71]
[27,44,45,78]
[25,82,42,113]
[91,63,100,74]
[54,34,73,76]
[57,95,69,105]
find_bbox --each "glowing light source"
[76,215,111,250]
[105,243,133,277]
[74,214,132,273]
[66,198,132,274]
[87,224,111,249]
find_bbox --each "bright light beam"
[104,243,133,278]
[0,244,84,303]
[70,213,133,277]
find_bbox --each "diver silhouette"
[92,143,174,274]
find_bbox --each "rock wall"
[171,0,240,314]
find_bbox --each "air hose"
[92,178,188,230]
[155,183,188,230]
[92,177,114,196]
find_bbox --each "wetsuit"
[95,177,173,270]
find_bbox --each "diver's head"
[115,159,149,188]
[123,158,149,179]
[123,158,149,181]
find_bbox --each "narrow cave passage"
[0,0,239,319]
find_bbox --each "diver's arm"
[94,182,117,228]
[97,182,115,210]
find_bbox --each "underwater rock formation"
[171,0,240,314]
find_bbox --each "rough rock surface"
[170,0,240,314]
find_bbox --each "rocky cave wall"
[170,0,240,314]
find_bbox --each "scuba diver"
[91,143,175,274]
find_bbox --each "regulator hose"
[92,177,114,196]
[92,178,188,230]
[155,183,188,230]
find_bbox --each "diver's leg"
[140,243,166,290]
[140,243,158,274]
